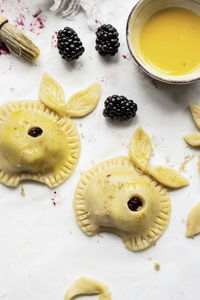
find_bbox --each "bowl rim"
[126,0,200,85]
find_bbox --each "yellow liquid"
[140,7,200,75]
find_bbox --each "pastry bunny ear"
[190,104,200,130]
[129,126,152,171]
[184,133,200,147]
[66,83,102,117]
[147,166,189,188]
[39,73,66,117]
[65,277,111,300]
[186,202,200,238]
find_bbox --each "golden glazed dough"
[186,202,200,238]
[184,104,200,147]
[0,73,101,188]
[74,127,189,251]
[65,277,111,300]
[184,104,200,237]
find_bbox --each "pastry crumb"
[20,185,25,196]
[78,123,83,127]
[164,157,170,164]
[154,263,160,271]
[148,256,152,261]
[179,154,195,172]
[81,133,85,139]
[98,233,103,238]
[10,87,15,91]
[69,231,72,235]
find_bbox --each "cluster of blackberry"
[57,25,138,122]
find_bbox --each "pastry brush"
[0,14,40,62]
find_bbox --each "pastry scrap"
[186,202,200,238]
[184,104,200,147]
[65,277,111,300]
[0,73,101,188]
[74,127,189,251]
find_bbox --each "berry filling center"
[28,127,43,138]
[127,197,143,211]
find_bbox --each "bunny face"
[83,162,170,235]
[0,110,70,174]
[74,127,189,251]
[0,73,101,188]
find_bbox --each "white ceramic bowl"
[126,0,200,84]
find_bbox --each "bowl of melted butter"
[127,0,200,84]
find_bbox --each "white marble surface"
[0,0,200,299]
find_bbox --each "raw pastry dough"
[74,127,189,251]
[0,73,101,188]
[184,104,200,147]
[65,277,111,300]
[186,202,200,238]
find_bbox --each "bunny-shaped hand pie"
[0,73,101,188]
[74,127,189,251]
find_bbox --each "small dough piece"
[39,72,66,117]
[190,104,200,130]
[186,202,200,238]
[129,126,152,171]
[154,263,160,271]
[65,277,112,300]
[184,133,200,147]
[74,127,188,251]
[66,83,102,117]
[147,166,189,188]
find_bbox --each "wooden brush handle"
[0,14,8,29]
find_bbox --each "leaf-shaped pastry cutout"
[190,103,200,130]
[184,133,200,147]
[186,202,200,238]
[147,166,189,188]
[129,126,152,171]
[39,72,66,117]
[65,277,112,300]
[66,83,101,117]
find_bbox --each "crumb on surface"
[81,133,84,139]
[10,88,15,91]
[98,233,103,238]
[20,185,25,196]
[164,157,170,164]
[154,263,160,271]
[78,123,82,127]
[148,256,152,261]
[179,154,195,172]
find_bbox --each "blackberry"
[128,197,143,211]
[57,27,85,61]
[103,95,137,122]
[95,24,120,56]
[28,127,43,138]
